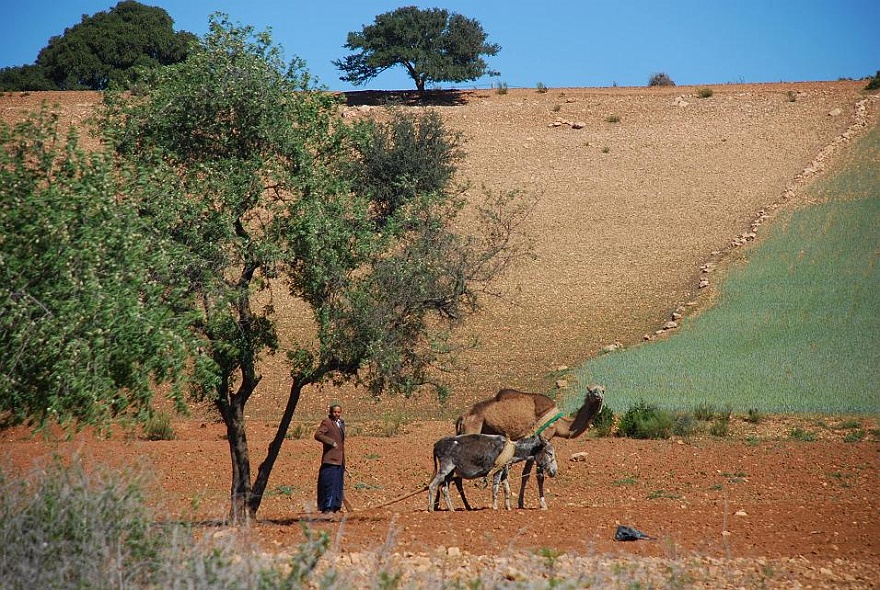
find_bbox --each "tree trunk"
[220,390,255,523]
[249,377,306,515]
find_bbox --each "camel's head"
[536,441,558,477]
[586,384,605,400]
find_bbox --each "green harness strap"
[533,411,564,438]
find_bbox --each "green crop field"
[573,121,880,415]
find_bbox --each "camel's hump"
[494,389,557,418]
[481,394,557,440]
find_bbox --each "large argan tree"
[36,0,196,90]
[100,15,529,521]
[334,6,500,91]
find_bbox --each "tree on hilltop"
[334,6,500,91]
[35,0,196,90]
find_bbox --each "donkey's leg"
[441,475,456,512]
[517,458,535,509]
[454,477,473,510]
[428,464,453,511]
[427,474,443,512]
[537,465,548,510]
[490,468,512,510]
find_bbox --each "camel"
[455,384,605,509]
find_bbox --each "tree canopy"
[5,0,197,91]
[0,110,200,430]
[334,6,500,91]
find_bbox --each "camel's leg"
[453,477,473,511]
[517,458,535,509]
[537,465,548,510]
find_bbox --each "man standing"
[314,404,345,513]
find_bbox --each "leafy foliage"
[352,109,463,224]
[334,6,500,91]
[0,65,56,92]
[0,109,198,431]
[865,70,880,91]
[34,0,196,90]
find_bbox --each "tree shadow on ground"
[342,89,471,107]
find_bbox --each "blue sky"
[1,1,878,91]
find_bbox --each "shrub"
[696,87,713,98]
[536,82,548,93]
[143,412,175,441]
[379,410,408,437]
[605,114,621,123]
[616,401,674,439]
[0,457,168,588]
[844,429,866,443]
[745,408,763,424]
[591,406,615,437]
[693,402,716,421]
[0,458,332,589]
[286,422,312,439]
[790,427,816,442]
[672,411,697,437]
[865,70,880,91]
[709,415,730,437]
[495,82,509,95]
[786,90,798,102]
[648,72,676,87]
[833,419,861,430]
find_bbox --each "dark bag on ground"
[614,525,654,541]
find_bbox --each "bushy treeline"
[0,1,195,91]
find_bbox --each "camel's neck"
[554,402,598,438]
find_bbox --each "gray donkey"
[428,434,557,512]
